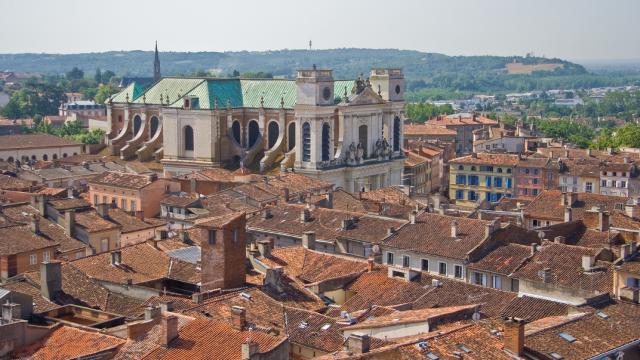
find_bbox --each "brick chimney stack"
[159,315,179,347]
[503,317,525,356]
[231,306,246,331]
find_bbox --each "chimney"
[341,219,352,231]
[110,250,122,266]
[31,194,47,214]
[485,222,496,239]
[409,210,417,224]
[624,156,630,164]
[530,243,537,255]
[159,315,179,347]
[598,211,610,231]
[560,192,567,206]
[30,213,39,234]
[190,178,197,193]
[40,261,62,300]
[1,303,21,322]
[96,203,110,219]
[66,187,74,199]
[566,192,575,207]
[503,317,525,356]
[302,231,316,250]
[257,239,272,258]
[451,220,458,238]
[554,236,566,244]
[64,210,75,236]
[367,258,375,272]
[282,188,290,202]
[145,306,162,320]
[159,301,174,312]
[621,244,632,259]
[241,340,259,360]
[179,231,189,243]
[625,202,638,219]
[231,306,246,331]
[540,268,552,283]
[300,208,311,223]
[387,227,395,236]
[564,207,572,222]
[325,191,334,209]
[582,255,595,272]
[262,208,272,220]
[347,333,371,355]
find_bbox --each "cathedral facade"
[106,67,405,192]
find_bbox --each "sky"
[2,0,639,61]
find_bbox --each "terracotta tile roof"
[47,197,91,211]
[0,134,80,150]
[425,114,498,127]
[0,190,32,204]
[284,306,351,353]
[201,191,261,216]
[248,203,406,245]
[384,212,493,260]
[330,189,368,213]
[71,243,173,285]
[1,280,60,313]
[513,243,613,294]
[500,295,570,322]
[403,152,430,167]
[524,190,628,221]
[516,156,550,168]
[412,272,517,318]
[342,304,477,331]
[525,300,640,360]
[160,194,200,207]
[404,123,457,136]
[74,210,121,232]
[178,168,236,182]
[0,224,57,255]
[228,183,279,202]
[35,187,68,197]
[359,187,418,208]
[89,171,155,189]
[114,314,195,360]
[450,153,520,166]
[1,204,87,255]
[537,221,624,249]
[617,257,640,275]
[558,158,604,178]
[21,262,143,315]
[140,318,286,360]
[12,325,125,359]
[325,271,430,316]
[468,243,532,275]
[258,246,368,284]
[106,207,157,233]
[253,172,333,196]
[0,174,35,191]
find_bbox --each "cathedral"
[106,48,406,192]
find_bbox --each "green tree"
[101,70,115,84]
[66,67,84,80]
[0,97,23,119]
[94,84,117,104]
[94,68,102,84]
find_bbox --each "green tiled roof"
[114,77,357,109]
[132,78,204,105]
[108,82,145,104]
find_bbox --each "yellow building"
[449,153,519,207]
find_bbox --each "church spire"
[153,41,161,82]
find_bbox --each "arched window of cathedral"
[321,123,331,161]
[288,122,296,151]
[133,115,142,135]
[150,116,159,137]
[43,154,48,161]
[302,122,311,162]
[248,120,260,148]
[52,154,57,160]
[393,116,401,151]
[7,157,13,163]
[268,121,279,149]
[359,124,368,159]
[231,120,241,145]
[184,125,194,151]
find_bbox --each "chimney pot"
[257,239,272,258]
[564,207,572,222]
[530,243,537,255]
[300,208,311,223]
[582,255,595,272]
[64,210,75,237]
[30,213,39,234]
[367,258,375,272]
[554,236,566,244]
[241,339,259,360]
[451,220,458,238]
[409,210,417,224]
